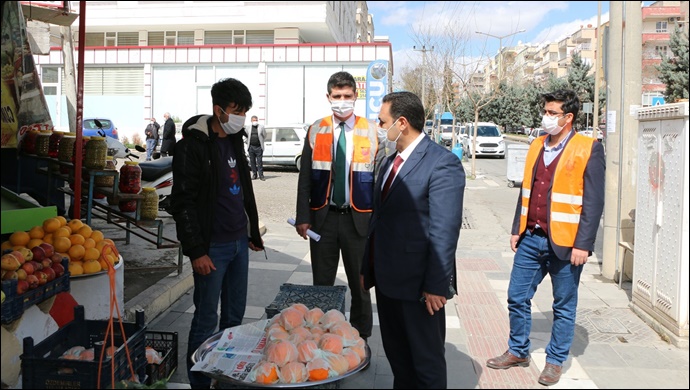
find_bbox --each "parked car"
[462,122,506,158]
[424,119,434,135]
[578,127,604,142]
[528,128,546,144]
[82,118,118,140]
[439,125,456,146]
[261,123,309,171]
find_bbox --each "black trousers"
[248,145,264,176]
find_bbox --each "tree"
[657,26,689,103]
[566,52,595,129]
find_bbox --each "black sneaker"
[251,175,257,180]
[260,176,266,181]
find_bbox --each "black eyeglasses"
[540,109,566,118]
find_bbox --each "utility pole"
[413,45,434,121]
[593,1,602,139]
[476,29,526,81]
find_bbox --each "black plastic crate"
[265,283,347,319]
[144,330,178,385]
[1,258,70,324]
[21,305,147,389]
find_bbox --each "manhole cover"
[462,208,473,229]
[588,316,630,334]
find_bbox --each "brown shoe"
[538,363,562,386]
[486,350,530,369]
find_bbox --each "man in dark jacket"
[144,118,160,161]
[160,112,176,156]
[169,78,264,389]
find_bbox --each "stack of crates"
[264,283,347,319]
[144,330,178,385]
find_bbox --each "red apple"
[17,279,29,295]
[21,261,35,275]
[39,243,55,258]
[29,260,43,271]
[35,270,48,286]
[51,262,65,277]
[15,248,31,264]
[1,253,22,271]
[2,270,17,280]
[26,274,39,289]
[31,246,46,262]
[41,258,52,270]
[16,268,27,280]
[43,266,56,282]
[51,253,66,264]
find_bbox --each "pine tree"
[656,26,689,103]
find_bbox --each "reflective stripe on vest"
[519,133,595,246]
[307,116,378,211]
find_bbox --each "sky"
[367,1,633,82]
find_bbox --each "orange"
[68,244,86,260]
[58,252,71,262]
[29,226,45,239]
[90,230,105,243]
[27,238,44,249]
[83,238,96,249]
[43,233,54,245]
[77,225,93,239]
[68,261,84,276]
[67,219,84,233]
[54,226,71,239]
[83,247,101,262]
[10,231,31,247]
[42,217,61,233]
[69,234,85,246]
[83,260,101,274]
[99,258,109,271]
[56,215,67,227]
[53,236,72,253]
[1,241,13,251]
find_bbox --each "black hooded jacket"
[170,115,263,261]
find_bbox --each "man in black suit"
[361,91,465,389]
[161,112,176,157]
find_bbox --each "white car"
[262,124,309,171]
[577,127,604,142]
[461,122,506,158]
[528,128,546,144]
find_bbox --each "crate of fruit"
[144,330,178,385]
[1,257,70,324]
[21,305,147,389]
[264,283,347,319]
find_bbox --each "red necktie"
[382,155,403,199]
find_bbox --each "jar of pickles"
[85,136,107,169]
[58,132,76,174]
[21,130,39,155]
[95,156,116,188]
[48,130,63,158]
[140,187,159,220]
[35,130,52,157]
[118,161,142,213]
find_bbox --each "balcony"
[642,6,680,19]
[642,32,671,44]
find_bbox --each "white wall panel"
[266,66,304,125]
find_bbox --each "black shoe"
[251,175,257,180]
[260,176,266,181]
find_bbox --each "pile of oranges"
[1,216,120,276]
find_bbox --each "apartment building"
[30,1,391,139]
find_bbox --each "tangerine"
[54,236,72,253]
[68,244,86,260]
[10,231,31,247]
[69,234,86,246]
[28,226,45,239]
[67,219,84,233]
[68,261,84,276]
[42,217,61,233]
[99,258,109,271]
[83,238,96,249]
[83,260,102,274]
[77,225,93,239]
[90,230,105,243]
[83,247,101,262]
[54,226,72,239]
[56,215,68,227]
[27,238,44,249]
[43,233,54,245]
[1,241,13,251]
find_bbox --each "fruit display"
[1,216,120,281]
[246,304,367,385]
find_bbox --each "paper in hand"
[287,217,321,241]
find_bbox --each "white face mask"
[541,115,565,135]
[330,100,355,117]
[252,121,258,126]
[220,109,246,135]
[378,118,401,143]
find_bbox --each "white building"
[33,1,391,140]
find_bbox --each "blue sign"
[365,60,389,121]
[652,97,665,106]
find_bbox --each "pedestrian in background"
[144,117,160,161]
[169,78,265,389]
[486,89,605,386]
[161,112,176,157]
[360,91,465,389]
[245,115,266,180]
[294,71,377,342]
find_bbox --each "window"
[233,31,245,45]
[204,30,233,44]
[246,30,274,44]
[117,32,138,47]
[148,31,164,46]
[655,45,670,57]
[42,67,59,84]
[178,31,194,45]
[276,128,300,142]
[84,32,105,46]
[105,32,116,46]
[656,21,668,33]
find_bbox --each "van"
[461,122,506,158]
[260,123,309,171]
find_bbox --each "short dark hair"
[381,91,425,133]
[211,78,253,112]
[541,89,580,118]
[327,71,357,95]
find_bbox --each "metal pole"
[593,1,602,136]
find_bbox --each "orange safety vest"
[307,116,378,212]
[519,133,595,247]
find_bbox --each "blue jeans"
[145,138,157,160]
[506,230,583,367]
[186,238,249,388]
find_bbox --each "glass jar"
[21,130,39,155]
[95,156,116,188]
[48,130,63,158]
[140,187,159,220]
[58,132,76,174]
[35,130,52,157]
[119,161,142,194]
[118,199,137,213]
[85,136,107,169]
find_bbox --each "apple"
[31,245,46,262]
[51,253,66,264]
[39,243,55,258]
[16,268,27,280]
[26,274,39,289]
[17,279,29,295]
[1,253,22,271]
[35,270,48,286]
[51,262,65,277]
[15,247,31,263]
[43,266,56,282]
[29,260,43,272]
[21,261,35,275]
[2,270,17,280]
[41,258,52,270]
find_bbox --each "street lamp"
[475,29,526,81]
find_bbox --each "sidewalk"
[134,162,689,389]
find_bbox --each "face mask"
[541,115,565,135]
[330,100,355,117]
[220,109,246,135]
[252,121,258,126]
